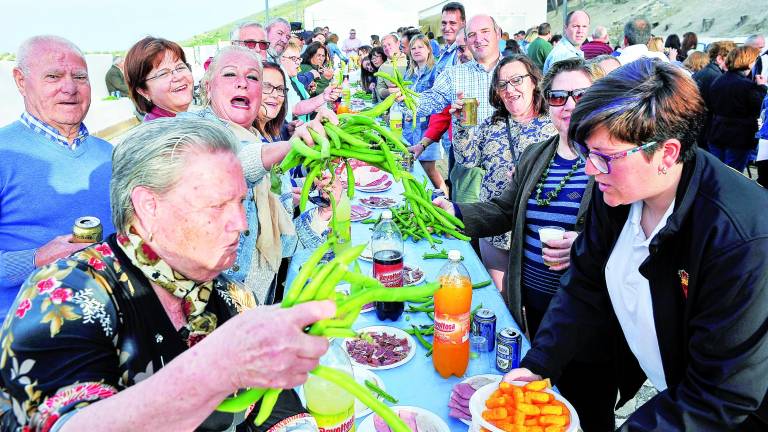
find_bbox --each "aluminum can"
[460,97,478,127]
[72,216,103,243]
[495,327,522,373]
[472,308,497,353]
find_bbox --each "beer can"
[72,216,103,243]
[460,97,478,127]
[496,327,522,373]
[472,308,496,353]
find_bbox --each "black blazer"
[521,149,768,430]
[708,71,766,149]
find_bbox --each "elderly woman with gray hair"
[187,45,340,304]
[0,117,333,431]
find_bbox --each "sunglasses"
[546,88,589,107]
[576,141,659,174]
[234,39,270,50]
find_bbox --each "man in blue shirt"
[0,36,114,320]
[543,10,590,73]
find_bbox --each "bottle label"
[315,413,354,432]
[434,312,470,344]
[373,262,403,287]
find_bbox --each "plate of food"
[449,374,502,425]
[353,366,394,418]
[359,196,398,209]
[358,406,450,432]
[351,204,373,222]
[469,380,579,432]
[345,326,416,370]
[403,264,424,285]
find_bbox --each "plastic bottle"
[341,76,351,107]
[433,250,472,378]
[372,210,404,321]
[389,103,403,138]
[304,339,355,432]
[334,193,352,253]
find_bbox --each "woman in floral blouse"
[0,118,333,432]
[452,55,557,291]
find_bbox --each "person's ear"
[131,186,161,231]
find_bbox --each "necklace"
[534,153,583,206]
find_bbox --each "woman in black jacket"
[707,45,768,172]
[505,59,768,431]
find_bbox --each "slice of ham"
[398,410,419,432]
[448,398,471,416]
[373,413,391,432]
[449,407,472,421]
[453,382,476,400]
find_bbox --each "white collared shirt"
[605,199,675,391]
[618,44,670,65]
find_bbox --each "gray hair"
[16,35,84,74]
[112,55,124,65]
[381,33,400,46]
[111,117,240,233]
[592,25,608,41]
[266,17,290,34]
[624,16,652,46]
[200,45,263,106]
[231,21,264,41]
[745,34,765,48]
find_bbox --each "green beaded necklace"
[534,153,584,206]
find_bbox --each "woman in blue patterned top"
[452,55,557,291]
[435,59,619,431]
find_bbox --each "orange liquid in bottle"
[433,274,472,378]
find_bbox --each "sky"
[1,0,293,53]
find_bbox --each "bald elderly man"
[0,35,114,320]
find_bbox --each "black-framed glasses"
[546,88,589,107]
[281,55,301,64]
[457,45,468,53]
[145,63,190,82]
[233,39,270,51]
[576,141,659,174]
[495,74,530,90]
[263,82,288,97]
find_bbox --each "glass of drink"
[466,335,494,377]
[538,226,565,268]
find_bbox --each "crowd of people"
[0,2,767,431]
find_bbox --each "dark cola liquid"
[373,250,404,321]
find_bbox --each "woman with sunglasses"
[451,55,557,292]
[436,59,620,431]
[504,59,768,430]
[124,37,194,121]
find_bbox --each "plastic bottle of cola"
[373,210,404,321]
[433,250,472,377]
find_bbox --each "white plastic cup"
[538,226,565,267]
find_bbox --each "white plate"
[353,366,388,418]
[356,182,393,193]
[455,374,502,426]
[357,405,450,432]
[344,325,416,370]
[469,381,580,432]
[358,196,399,209]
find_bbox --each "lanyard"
[505,116,521,166]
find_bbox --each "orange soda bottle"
[433,250,472,378]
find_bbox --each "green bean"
[328,148,386,164]
[411,325,433,352]
[344,159,354,198]
[472,280,492,289]
[326,125,341,149]
[283,241,332,308]
[217,388,267,413]
[321,328,358,338]
[311,366,410,432]
[253,388,281,426]
[308,128,330,159]
[290,136,322,160]
[325,122,371,148]
[357,93,398,118]
[365,380,399,403]
[299,164,323,212]
[336,283,439,318]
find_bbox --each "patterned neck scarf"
[116,228,218,347]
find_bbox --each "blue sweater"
[0,121,114,319]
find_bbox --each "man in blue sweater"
[0,36,114,321]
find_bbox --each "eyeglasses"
[263,82,288,97]
[457,45,468,53]
[495,74,530,90]
[576,141,659,174]
[233,39,271,51]
[145,63,190,82]
[281,55,301,64]
[546,88,589,107]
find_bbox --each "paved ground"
[615,381,658,427]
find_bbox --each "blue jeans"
[708,145,753,173]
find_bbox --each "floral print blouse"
[0,236,306,432]
[453,114,557,249]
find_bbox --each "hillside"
[546,0,764,46]
[180,0,323,46]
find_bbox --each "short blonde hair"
[200,45,262,106]
[683,51,708,73]
[647,36,664,52]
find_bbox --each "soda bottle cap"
[382,210,393,219]
[448,250,461,261]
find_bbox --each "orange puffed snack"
[480,380,571,432]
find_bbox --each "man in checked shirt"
[415,14,503,204]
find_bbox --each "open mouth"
[263,101,279,109]
[172,84,188,93]
[231,96,251,109]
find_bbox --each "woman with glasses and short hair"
[125,37,194,121]
[435,58,622,431]
[450,55,557,293]
[279,40,341,123]
[504,59,768,431]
